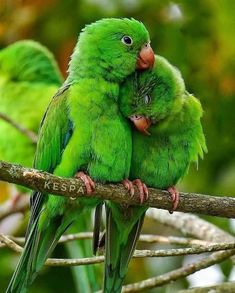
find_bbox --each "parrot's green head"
[120,55,186,135]
[68,18,155,82]
[0,40,62,85]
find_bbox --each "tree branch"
[0,112,38,143]
[121,249,235,292]
[0,196,29,221]
[5,233,211,247]
[179,281,235,293]
[1,233,235,266]
[147,209,235,264]
[0,160,235,218]
[147,209,235,243]
[1,232,235,292]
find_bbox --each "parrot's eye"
[144,94,151,104]
[121,36,133,46]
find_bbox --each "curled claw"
[133,179,149,204]
[122,178,148,203]
[167,186,179,214]
[122,179,135,197]
[75,171,95,194]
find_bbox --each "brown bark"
[0,160,235,218]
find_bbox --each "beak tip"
[136,45,155,70]
[129,115,152,135]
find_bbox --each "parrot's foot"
[75,171,95,194]
[133,179,149,204]
[167,186,179,214]
[122,179,148,203]
[122,179,135,197]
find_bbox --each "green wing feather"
[27,85,72,235]
[34,85,71,171]
[6,86,73,292]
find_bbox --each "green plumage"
[6,18,150,292]
[0,40,62,170]
[103,55,207,293]
[0,40,99,292]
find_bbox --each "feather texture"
[6,18,150,292]
[102,55,207,293]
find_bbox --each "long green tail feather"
[104,206,145,293]
[6,214,41,293]
[6,210,74,293]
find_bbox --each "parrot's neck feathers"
[67,55,122,83]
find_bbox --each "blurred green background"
[0,0,235,292]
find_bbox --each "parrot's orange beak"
[129,115,152,135]
[136,44,155,70]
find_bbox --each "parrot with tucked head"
[100,55,207,293]
[6,18,154,292]
[0,40,100,292]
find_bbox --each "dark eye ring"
[121,36,133,46]
[144,94,151,104]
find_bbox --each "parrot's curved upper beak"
[129,115,152,135]
[136,44,155,70]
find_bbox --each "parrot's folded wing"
[27,85,73,236]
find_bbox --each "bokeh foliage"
[0,0,235,292]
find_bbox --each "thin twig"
[7,232,95,246]
[0,160,235,218]
[46,256,105,266]
[147,209,235,264]
[138,235,210,246]
[2,233,235,293]
[121,249,235,292]
[0,112,38,144]
[147,209,235,243]
[0,234,22,253]
[179,281,235,292]
[0,196,29,221]
[6,233,211,247]
[1,234,235,266]
[134,242,235,257]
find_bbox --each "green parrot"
[6,18,154,292]
[0,40,100,292]
[0,40,62,171]
[101,55,207,293]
